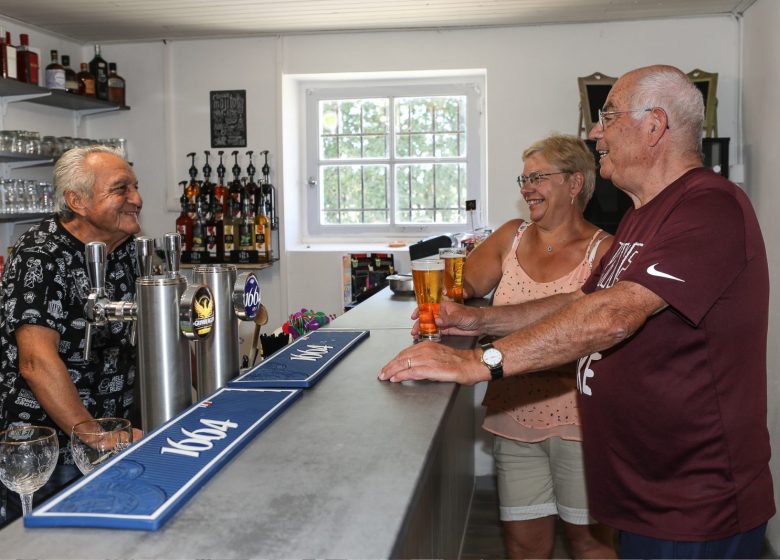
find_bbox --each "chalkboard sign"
[210,90,247,148]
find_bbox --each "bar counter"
[1,288,476,559]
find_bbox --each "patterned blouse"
[0,216,137,463]
[482,222,606,443]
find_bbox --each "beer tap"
[83,242,137,362]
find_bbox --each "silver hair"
[628,66,705,152]
[53,145,124,220]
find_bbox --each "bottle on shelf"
[107,62,126,106]
[190,196,207,264]
[76,63,96,97]
[229,151,243,219]
[89,44,109,100]
[185,152,200,217]
[238,195,255,254]
[45,50,66,90]
[254,189,270,263]
[0,27,16,80]
[261,150,277,260]
[176,182,193,260]
[214,150,228,223]
[222,190,240,262]
[16,34,39,85]
[61,55,79,94]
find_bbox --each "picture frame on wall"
[210,90,247,148]
[687,69,718,138]
[577,72,617,137]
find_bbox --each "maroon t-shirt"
[579,167,774,540]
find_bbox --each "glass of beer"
[439,247,467,303]
[411,258,445,342]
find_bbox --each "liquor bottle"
[16,34,39,85]
[261,150,277,261]
[254,190,271,263]
[238,195,255,257]
[89,44,109,100]
[107,62,126,106]
[190,197,207,264]
[175,183,193,260]
[0,27,16,80]
[204,197,223,263]
[185,152,200,217]
[61,55,79,94]
[214,150,229,223]
[245,151,258,212]
[76,63,96,97]
[201,151,215,209]
[222,194,239,262]
[45,50,66,90]
[229,151,243,219]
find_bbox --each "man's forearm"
[481,290,583,338]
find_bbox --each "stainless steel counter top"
[1,288,475,559]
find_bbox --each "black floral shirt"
[0,216,137,463]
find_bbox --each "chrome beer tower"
[192,264,260,398]
[84,233,215,432]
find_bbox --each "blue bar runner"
[230,329,370,388]
[26,387,301,531]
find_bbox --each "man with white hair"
[380,65,774,557]
[0,146,144,527]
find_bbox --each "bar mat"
[230,329,370,388]
[25,387,301,531]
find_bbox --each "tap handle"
[84,322,94,363]
[135,237,155,278]
[164,232,182,277]
[86,241,107,297]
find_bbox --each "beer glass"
[411,258,445,342]
[439,247,467,303]
[70,418,133,475]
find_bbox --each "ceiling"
[0,0,758,43]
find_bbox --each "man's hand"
[378,341,486,384]
[410,301,485,338]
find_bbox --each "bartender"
[0,145,143,527]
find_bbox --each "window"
[306,78,484,238]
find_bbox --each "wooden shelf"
[0,78,129,112]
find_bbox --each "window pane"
[435,133,461,157]
[319,164,389,224]
[394,163,467,225]
[362,100,388,133]
[341,135,362,159]
[322,166,339,210]
[322,136,339,159]
[363,134,387,158]
[395,95,466,159]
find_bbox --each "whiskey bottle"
[89,44,109,100]
[222,195,240,262]
[107,62,126,106]
[61,55,79,94]
[238,196,256,263]
[185,152,200,217]
[214,150,228,223]
[76,63,96,97]
[45,50,66,90]
[16,33,39,85]
[229,151,243,219]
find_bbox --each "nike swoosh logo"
[646,263,685,282]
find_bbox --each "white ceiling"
[0,0,758,43]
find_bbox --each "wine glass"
[70,418,133,475]
[0,425,59,517]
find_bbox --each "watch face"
[482,347,502,367]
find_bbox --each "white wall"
[742,0,780,550]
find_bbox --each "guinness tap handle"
[135,237,155,278]
[86,241,107,297]
[164,232,182,277]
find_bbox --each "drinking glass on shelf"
[411,258,445,342]
[439,246,467,304]
[70,418,133,475]
[0,425,59,517]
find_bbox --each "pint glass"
[411,258,444,342]
[439,247,467,303]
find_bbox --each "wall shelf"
[0,78,129,113]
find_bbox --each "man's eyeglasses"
[598,108,652,130]
[516,171,568,189]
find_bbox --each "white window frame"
[304,75,485,239]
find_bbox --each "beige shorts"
[493,435,592,525]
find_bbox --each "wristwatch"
[480,342,504,380]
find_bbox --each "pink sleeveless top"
[482,222,606,443]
